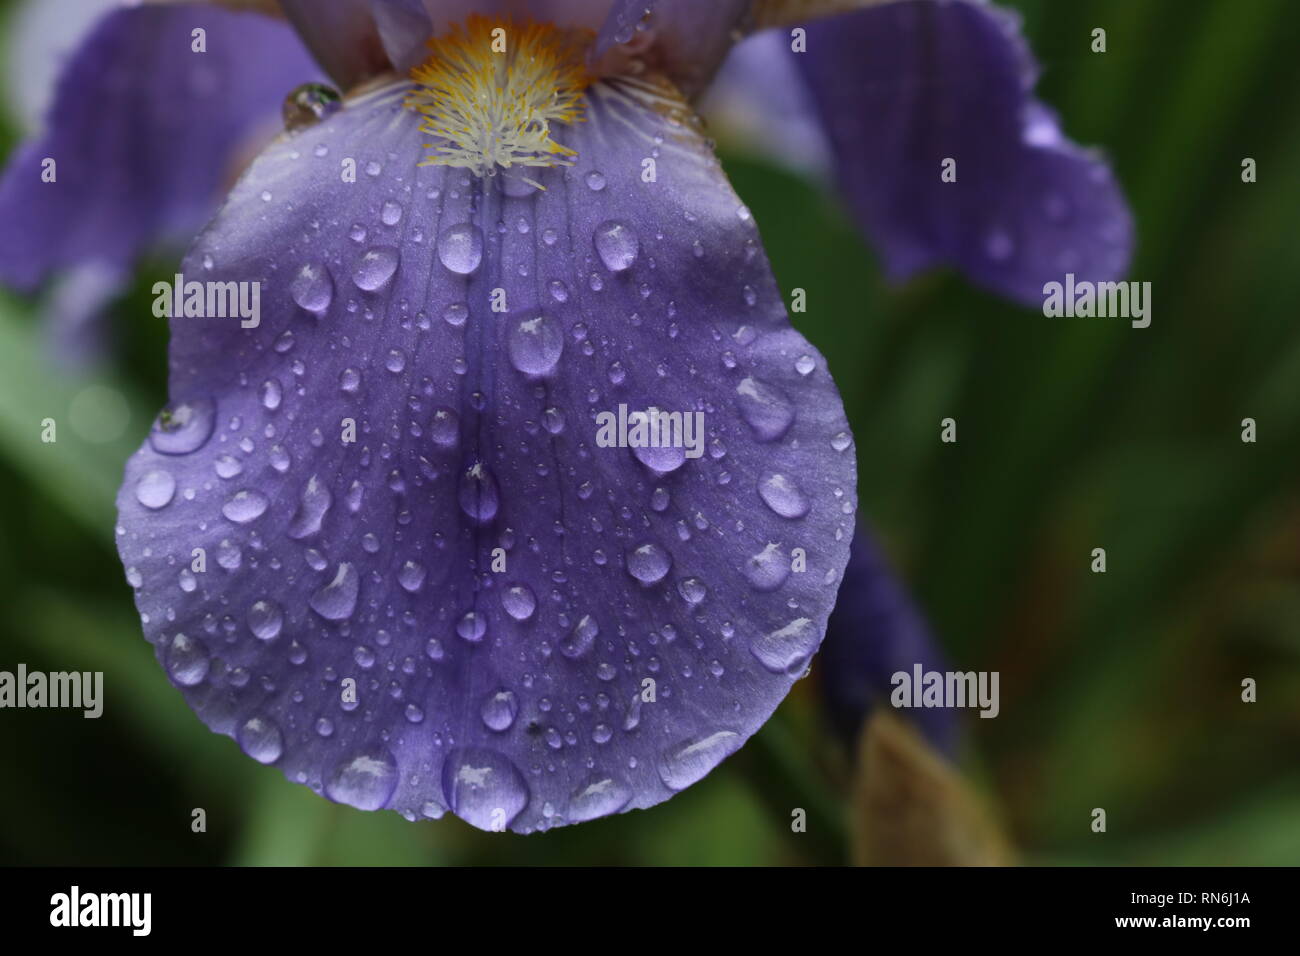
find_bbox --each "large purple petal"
[794,0,1134,305]
[821,524,958,754]
[114,76,856,831]
[0,4,320,292]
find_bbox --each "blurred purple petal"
[821,524,958,754]
[794,0,1134,305]
[280,0,391,90]
[596,0,749,96]
[114,78,856,831]
[0,4,319,292]
[700,30,833,180]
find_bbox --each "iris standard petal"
[793,0,1134,305]
[114,75,856,831]
[596,1,750,97]
[821,524,957,754]
[0,4,319,292]
[280,0,391,90]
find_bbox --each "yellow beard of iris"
[405,16,592,190]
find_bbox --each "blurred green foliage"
[1,0,1298,865]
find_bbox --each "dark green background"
[1,0,1297,865]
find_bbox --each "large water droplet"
[287,475,332,539]
[166,633,209,686]
[568,775,632,823]
[458,461,499,522]
[657,731,742,791]
[750,617,819,674]
[437,224,484,275]
[480,690,518,731]
[560,614,599,658]
[149,398,215,455]
[632,443,686,474]
[626,542,671,584]
[398,560,426,593]
[442,748,529,832]
[429,407,460,446]
[744,542,790,591]
[222,490,268,524]
[325,749,399,810]
[593,220,639,272]
[291,262,334,313]
[135,469,176,510]
[237,715,284,764]
[507,313,564,376]
[310,563,359,620]
[352,246,399,291]
[500,584,536,621]
[736,377,795,441]
[757,472,810,519]
[247,599,284,640]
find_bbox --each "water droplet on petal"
[381,199,404,226]
[736,376,795,441]
[150,398,215,454]
[633,443,686,474]
[744,542,790,591]
[458,461,499,522]
[480,690,518,731]
[593,220,639,272]
[237,715,284,764]
[398,560,426,593]
[568,775,632,822]
[437,224,483,275]
[750,617,819,674]
[325,749,399,810]
[657,730,741,791]
[442,748,529,831]
[291,262,334,312]
[222,490,268,524]
[247,599,284,640]
[310,563,359,620]
[757,472,810,519]
[507,313,564,376]
[456,611,487,642]
[626,542,671,584]
[166,632,209,686]
[352,246,399,291]
[135,469,176,509]
[500,584,536,621]
[560,614,599,658]
[282,82,341,131]
[585,170,606,191]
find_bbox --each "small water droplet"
[568,775,632,822]
[500,584,537,621]
[166,632,209,686]
[585,170,607,191]
[736,376,795,441]
[381,199,404,226]
[287,475,332,539]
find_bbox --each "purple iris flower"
[0,0,1131,832]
